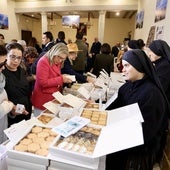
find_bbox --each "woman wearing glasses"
[2,42,31,127]
[31,43,72,116]
[0,45,16,143]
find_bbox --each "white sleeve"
[0,100,14,119]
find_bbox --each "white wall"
[1,0,170,47]
[134,0,170,45]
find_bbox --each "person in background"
[148,40,170,105]
[128,39,145,50]
[42,31,54,53]
[89,37,101,71]
[2,43,31,127]
[148,40,170,164]
[92,43,114,77]
[0,45,15,143]
[55,31,67,45]
[67,38,72,44]
[10,39,18,43]
[111,41,121,57]
[28,37,42,54]
[23,46,38,92]
[82,37,90,72]
[62,43,95,83]
[30,31,55,75]
[31,43,72,116]
[106,49,169,170]
[17,40,27,50]
[116,45,128,72]
[0,34,5,40]
[72,32,88,75]
[0,34,5,46]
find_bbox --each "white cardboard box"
[49,154,99,170]
[49,103,144,163]
[7,157,48,170]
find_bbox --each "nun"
[148,40,170,110]
[106,49,169,170]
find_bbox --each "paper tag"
[16,104,25,114]
[52,116,90,137]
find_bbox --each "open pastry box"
[4,122,59,165]
[49,103,144,165]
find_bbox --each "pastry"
[20,138,32,145]
[28,143,40,153]
[14,144,28,152]
[32,126,43,133]
[37,131,49,138]
[36,149,48,156]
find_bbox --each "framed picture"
[77,23,87,35]
[0,13,8,29]
[155,0,168,23]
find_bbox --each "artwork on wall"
[136,10,144,29]
[0,13,8,29]
[77,23,87,35]
[155,0,168,22]
[155,25,164,40]
[146,26,156,47]
[62,15,80,28]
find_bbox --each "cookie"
[15,144,28,152]
[28,143,40,153]
[20,138,32,145]
[36,149,48,156]
[32,126,43,133]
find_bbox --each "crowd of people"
[0,31,170,170]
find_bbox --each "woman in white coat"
[0,45,14,144]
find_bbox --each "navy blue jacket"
[61,58,87,83]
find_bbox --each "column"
[98,10,106,44]
[41,12,48,35]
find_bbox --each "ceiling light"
[115,12,120,16]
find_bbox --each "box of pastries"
[49,103,144,162]
[49,125,101,165]
[7,124,59,166]
[80,109,107,126]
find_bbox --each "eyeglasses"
[9,54,22,61]
[0,59,7,68]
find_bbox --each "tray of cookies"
[80,109,107,126]
[13,125,59,157]
[37,113,64,127]
[49,125,101,165]
[84,102,99,110]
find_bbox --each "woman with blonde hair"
[31,43,72,116]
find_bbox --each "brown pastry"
[32,126,43,133]
[14,144,28,152]
[36,149,48,156]
[20,138,32,145]
[38,131,50,138]
[28,143,40,153]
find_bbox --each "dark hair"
[58,31,65,40]
[76,32,83,40]
[6,42,24,54]
[0,45,7,56]
[0,34,5,40]
[138,39,145,49]
[28,37,38,47]
[43,31,53,42]
[24,46,38,59]
[101,43,111,54]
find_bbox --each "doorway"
[21,30,32,45]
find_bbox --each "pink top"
[31,56,63,110]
